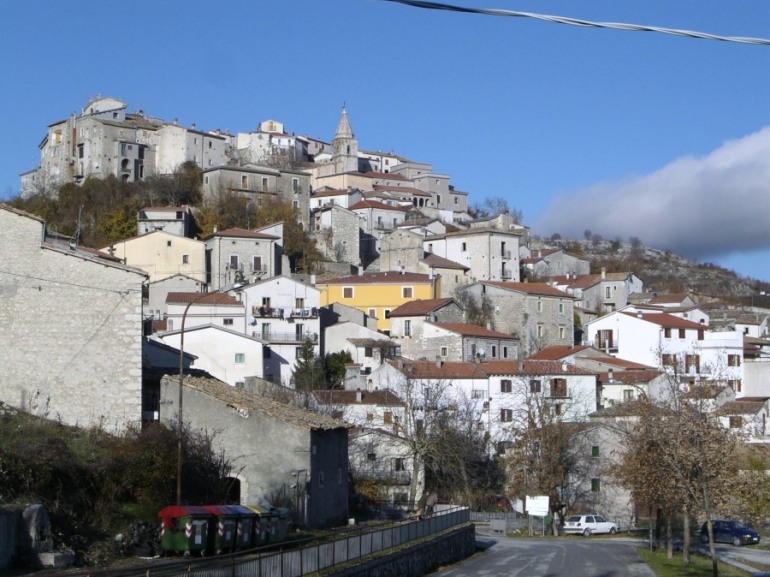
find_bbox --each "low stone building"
[159,375,349,529]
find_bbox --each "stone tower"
[332,105,359,174]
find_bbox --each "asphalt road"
[435,535,656,577]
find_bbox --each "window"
[368,308,377,318]
[529,379,541,393]
[623,389,635,401]
[402,286,413,298]
[384,411,393,424]
[591,478,601,492]
[440,346,448,357]
[384,309,391,319]
[224,318,234,326]
[319,471,325,488]
[685,354,700,373]
[182,254,189,264]
[728,354,741,367]
[262,177,269,191]
[678,328,686,339]
[167,240,172,247]
[558,302,564,314]
[343,286,353,299]
[729,379,742,392]
[241,175,248,188]
[404,320,411,337]
[592,445,599,458]
[461,242,467,251]
[664,328,672,338]
[500,408,513,422]
[550,378,567,398]
[559,327,566,339]
[364,347,373,358]
[234,353,245,363]
[235,381,245,389]
[501,379,512,393]
[366,413,374,421]
[472,389,485,399]
[662,354,676,367]
[536,300,543,313]
[393,457,405,471]
[729,416,743,429]
[537,325,545,338]
[252,255,262,272]
[229,254,239,270]
[367,451,376,461]
[605,286,611,300]
[502,346,509,359]
[292,178,300,192]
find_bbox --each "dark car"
[700,519,760,546]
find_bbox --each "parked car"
[700,519,760,547]
[563,514,619,536]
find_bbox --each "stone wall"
[0,206,146,433]
[327,525,475,577]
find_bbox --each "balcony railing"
[251,306,318,318]
[586,339,620,352]
[501,250,512,259]
[252,331,318,344]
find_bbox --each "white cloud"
[536,127,770,260]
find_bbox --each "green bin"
[202,505,238,554]
[158,505,211,557]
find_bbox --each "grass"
[637,547,752,577]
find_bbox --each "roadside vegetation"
[638,548,751,577]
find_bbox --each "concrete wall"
[0,206,146,433]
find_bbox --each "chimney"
[601,267,606,280]
[356,388,362,403]
[608,368,614,382]
[561,361,568,373]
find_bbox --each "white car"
[563,514,619,536]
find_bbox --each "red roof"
[205,227,279,240]
[389,298,455,317]
[320,271,433,285]
[528,345,592,360]
[621,311,705,330]
[422,253,469,271]
[166,292,240,306]
[480,360,597,376]
[313,389,404,406]
[348,199,408,212]
[433,322,518,340]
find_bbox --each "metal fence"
[52,506,470,577]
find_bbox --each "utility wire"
[380,0,770,46]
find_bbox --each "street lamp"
[176,283,242,505]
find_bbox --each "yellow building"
[317,271,439,333]
[102,230,206,283]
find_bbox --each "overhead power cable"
[380,0,770,46]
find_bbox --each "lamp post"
[176,283,242,505]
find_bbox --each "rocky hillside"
[545,238,770,302]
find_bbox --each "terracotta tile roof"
[527,345,592,360]
[586,356,655,370]
[319,271,433,285]
[373,185,432,196]
[482,281,571,298]
[388,298,455,317]
[311,188,348,198]
[164,375,346,430]
[204,227,279,240]
[76,245,124,262]
[366,171,409,180]
[480,359,597,376]
[165,292,241,306]
[313,389,405,406]
[390,359,489,380]
[621,311,705,330]
[433,322,518,340]
[598,369,662,385]
[348,199,408,212]
[421,253,469,271]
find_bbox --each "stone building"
[459,281,575,357]
[159,375,349,529]
[203,225,282,289]
[0,204,146,433]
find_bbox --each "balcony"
[252,331,318,344]
[251,306,318,319]
[587,339,620,353]
[354,468,411,485]
[501,250,512,260]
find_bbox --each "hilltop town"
[3,95,770,552]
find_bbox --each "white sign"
[525,495,549,516]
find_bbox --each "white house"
[165,291,245,333]
[239,276,321,387]
[156,325,264,388]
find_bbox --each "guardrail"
[45,506,470,577]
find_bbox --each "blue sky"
[2,1,770,282]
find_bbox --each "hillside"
[547,237,770,301]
